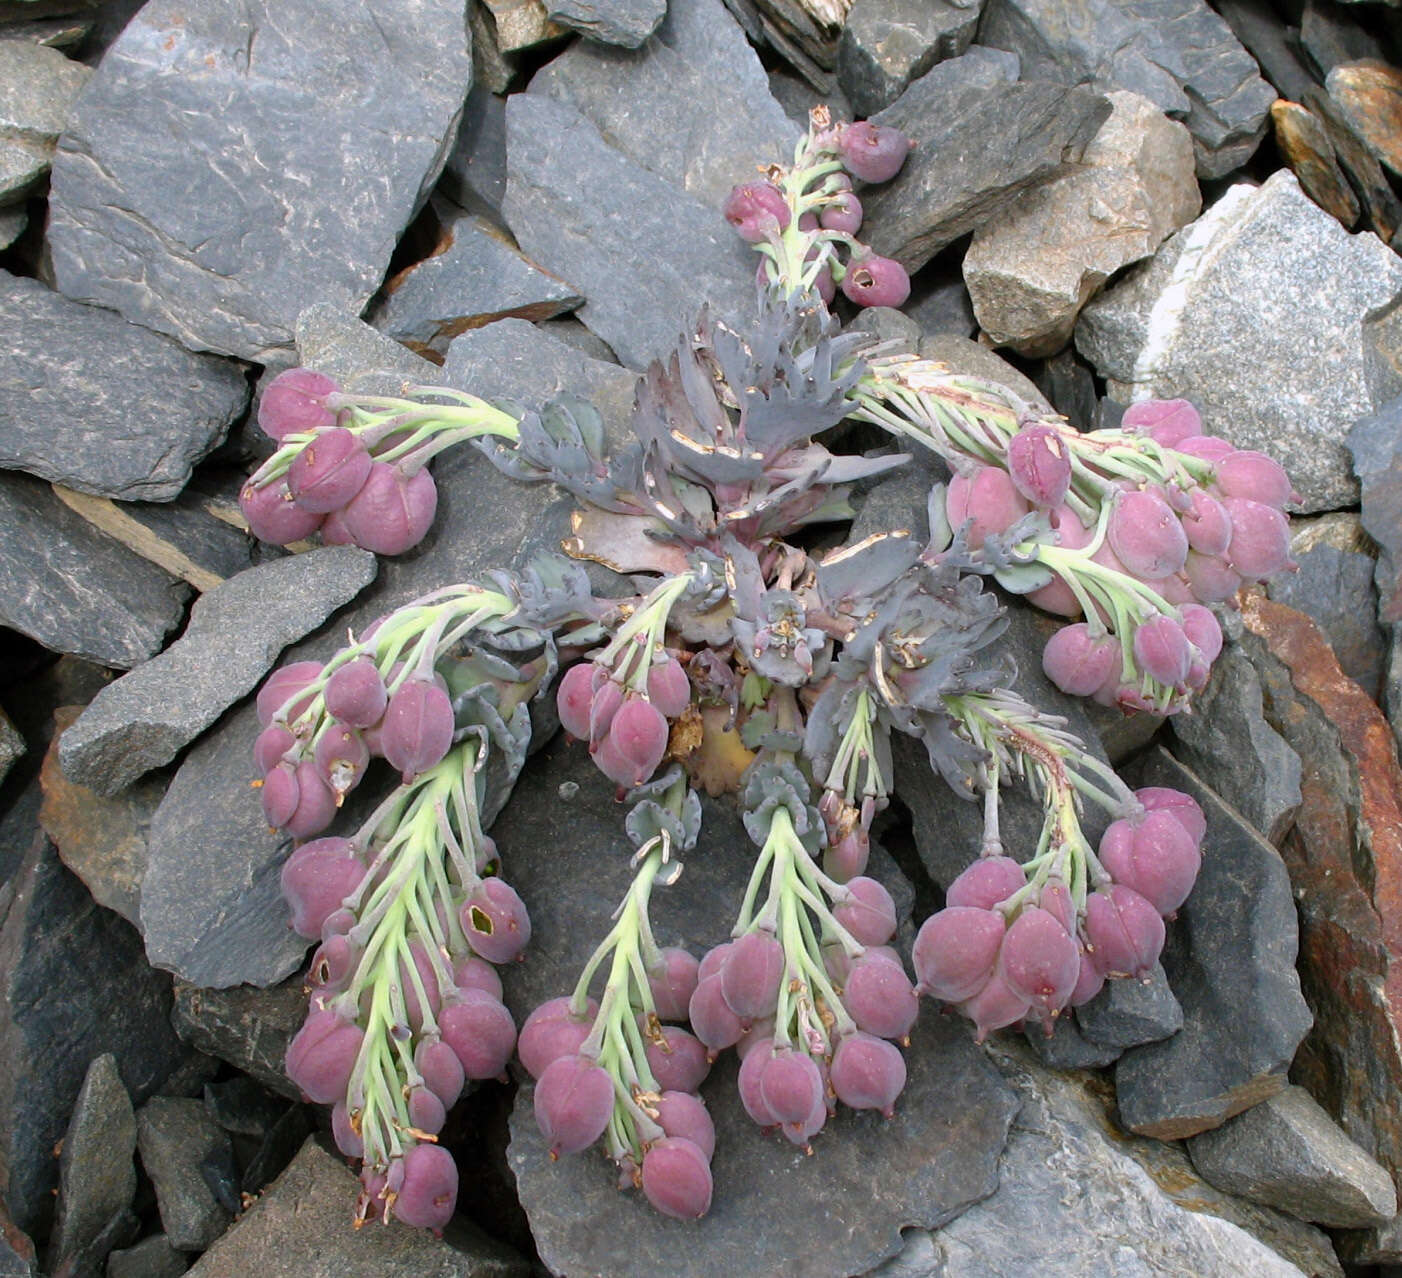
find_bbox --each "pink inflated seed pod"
[723,181,791,242]
[830,1031,906,1116]
[287,427,373,514]
[819,190,863,234]
[240,478,325,545]
[648,946,700,1022]
[945,856,1026,910]
[840,253,911,309]
[393,1143,458,1232]
[1042,623,1120,697]
[641,1138,713,1219]
[324,657,388,729]
[1120,398,1201,447]
[534,1053,614,1156]
[340,462,438,556]
[259,368,340,441]
[518,996,598,1080]
[911,906,1005,1003]
[1007,423,1072,509]
[280,836,365,939]
[381,674,455,783]
[1108,488,1189,580]
[461,878,532,964]
[837,120,912,183]
[285,1008,363,1104]
[945,466,1033,550]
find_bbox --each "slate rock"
[1347,395,1402,623]
[526,0,797,209]
[1075,962,1183,1050]
[1364,293,1402,404]
[48,0,473,363]
[1078,170,1402,513]
[545,0,665,47]
[187,1137,529,1277]
[0,16,93,49]
[171,980,306,1100]
[1033,345,1100,432]
[906,272,976,337]
[1213,0,1316,106]
[0,1201,34,1278]
[977,0,1277,178]
[293,304,440,398]
[135,1098,235,1251]
[0,471,190,670]
[480,0,565,52]
[1303,83,1402,247]
[862,53,1110,272]
[0,811,185,1236]
[964,90,1200,357]
[0,206,22,248]
[837,0,982,117]
[767,62,853,127]
[1115,748,1313,1139]
[59,547,378,795]
[202,1076,289,1140]
[237,1104,311,1197]
[105,1235,189,1278]
[1188,1084,1397,1228]
[492,732,1012,1278]
[466,0,516,96]
[875,1041,1338,1278]
[1021,1016,1119,1069]
[503,91,756,369]
[372,212,582,351]
[438,83,508,221]
[1300,0,1391,77]
[0,39,88,203]
[1327,60,1402,179]
[49,1054,138,1275]
[1271,100,1361,229]
[0,710,21,790]
[0,273,247,500]
[1169,640,1303,845]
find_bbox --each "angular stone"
[503,91,756,369]
[836,0,981,117]
[1271,100,1362,229]
[862,54,1108,272]
[467,0,516,95]
[1328,60,1402,178]
[0,40,88,202]
[906,272,976,337]
[964,91,1200,356]
[372,212,582,351]
[0,272,247,501]
[481,0,564,51]
[1238,594,1402,1194]
[293,304,441,397]
[47,0,473,363]
[0,16,93,49]
[726,0,843,94]
[977,0,1277,178]
[546,0,665,47]
[171,979,306,1100]
[1304,83,1402,246]
[39,705,157,926]
[49,1054,137,1274]
[59,547,378,795]
[203,1075,289,1140]
[1034,344,1102,433]
[1365,294,1402,404]
[880,1042,1331,1278]
[1347,396,1402,623]
[0,471,190,669]
[105,1234,189,1278]
[438,83,508,221]
[0,809,184,1237]
[1076,962,1183,1050]
[1022,1016,1119,1070]
[0,1200,34,1278]
[1169,641,1303,845]
[1214,0,1316,106]
[0,206,21,248]
[188,1137,530,1277]
[0,710,20,790]
[1188,1085,1397,1228]
[135,1097,235,1251]
[1115,749,1313,1140]
[238,1103,312,1196]
[1077,171,1402,513]
[1300,0,1387,77]
[526,0,797,209]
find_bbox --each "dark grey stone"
[238,1104,312,1196]
[438,83,508,220]
[837,0,982,117]
[906,273,977,338]
[1022,1015,1120,1069]
[47,0,473,363]
[1188,1085,1398,1228]
[976,0,1277,178]
[862,54,1109,272]
[187,1137,530,1277]
[135,1097,235,1251]
[531,0,797,210]
[202,1076,288,1139]
[0,470,190,670]
[49,1054,137,1276]
[546,0,665,47]
[1170,641,1303,845]
[372,211,582,350]
[1078,172,1402,514]
[1033,346,1099,432]
[51,1208,139,1278]
[0,811,184,1237]
[1347,395,1402,625]
[105,1235,189,1278]
[171,979,306,1100]
[0,1199,34,1278]
[0,39,88,202]
[1300,0,1388,79]
[1115,749,1314,1140]
[0,710,21,789]
[1075,962,1183,1050]
[767,62,853,127]
[876,1040,1336,1278]
[493,732,1014,1277]
[59,547,378,795]
[293,304,442,397]
[0,16,93,48]
[0,205,23,248]
[1213,0,1315,105]
[0,272,247,501]
[503,91,757,369]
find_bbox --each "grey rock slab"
[0,39,88,202]
[874,1041,1328,1278]
[528,0,796,209]
[438,82,507,221]
[976,0,1277,179]
[187,1137,529,1278]
[0,709,21,789]
[964,90,1201,357]
[135,1097,234,1251]
[546,0,665,47]
[372,212,582,350]
[0,205,23,248]
[1077,170,1402,513]
[1075,962,1183,1050]
[0,16,94,49]
[105,1234,189,1278]
[0,470,190,670]
[293,303,441,398]
[837,0,982,117]
[0,272,248,501]
[171,979,307,1100]
[907,273,976,338]
[480,0,565,52]
[1170,640,1303,845]
[1115,748,1314,1140]
[1022,1016,1120,1069]
[503,91,756,370]
[1188,1084,1398,1228]
[59,546,378,795]
[862,54,1109,272]
[49,1054,137,1274]
[1347,395,1402,623]
[0,811,185,1237]
[47,0,473,363]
